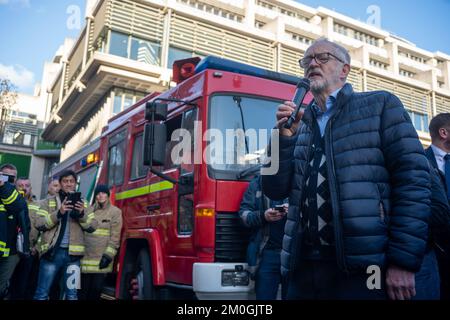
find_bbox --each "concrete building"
[41,0,450,158]
[0,39,74,198]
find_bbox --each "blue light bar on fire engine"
[194,56,301,85]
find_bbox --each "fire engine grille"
[215,212,251,262]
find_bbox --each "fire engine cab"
[49,56,311,300]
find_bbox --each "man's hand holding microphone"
[276,78,310,137]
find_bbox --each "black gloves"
[69,210,84,220]
[99,254,112,269]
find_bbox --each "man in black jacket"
[425,113,450,299]
[263,38,432,300]
[0,163,30,299]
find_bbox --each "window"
[168,47,193,69]
[130,134,147,180]
[113,92,122,114]
[130,37,161,65]
[370,59,388,70]
[164,108,198,170]
[123,93,134,110]
[400,69,415,78]
[112,88,147,115]
[176,0,244,22]
[178,193,194,234]
[408,111,429,132]
[164,115,183,170]
[109,31,161,66]
[77,166,98,201]
[109,31,128,58]
[108,130,126,186]
[208,95,282,180]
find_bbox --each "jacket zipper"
[379,201,385,222]
[289,119,314,272]
[325,110,348,273]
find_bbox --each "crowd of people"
[0,168,122,300]
[2,37,450,301]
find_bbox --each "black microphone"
[284,78,310,129]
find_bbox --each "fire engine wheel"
[130,248,156,300]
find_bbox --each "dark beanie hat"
[94,184,110,198]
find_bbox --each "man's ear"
[439,127,448,139]
[342,64,350,81]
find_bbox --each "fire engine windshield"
[208,94,282,180]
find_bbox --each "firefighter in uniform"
[33,170,98,300]
[80,184,122,300]
[0,164,29,299]
[9,177,41,299]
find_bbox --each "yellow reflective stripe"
[0,205,6,212]
[115,181,174,200]
[28,204,40,211]
[49,200,56,208]
[82,265,112,272]
[0,247,10,257]
[69,245,85,252]
[105,246,117,256]
[0,241,6,248]
[92,228,110,236]
[2,189,18,205]
[81,259,100,266]
[37,209,49,215]
[46,216,55,228]
[41,243,49,251]
[84,202,88,208]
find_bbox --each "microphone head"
[297,78,310,90]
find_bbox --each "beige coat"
[81,200,122,273]
[35,195,97,257]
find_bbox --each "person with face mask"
[79,184,122,300]
[0,163,29,300]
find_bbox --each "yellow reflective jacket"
[27,198,40,251]
[81,200,122,273]
[35,195,98,258]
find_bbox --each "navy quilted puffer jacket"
[262,83,431,275]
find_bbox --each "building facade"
[41,0,450,160]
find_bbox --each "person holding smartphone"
[33,170,98,300]
[0,163,29,300]
[239,174,288,300]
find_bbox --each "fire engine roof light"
[195,56,301,85]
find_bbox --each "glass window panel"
[113,91,123,114]
[109,31,129,58]
[168,46,192,69]
[123,93,134,110]
[130,37,161,66]
[413,113,422,131]
[131,134,147,180]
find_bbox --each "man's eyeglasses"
[299,52,346,69]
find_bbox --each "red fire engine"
[49,56,312,299]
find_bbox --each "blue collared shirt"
[311,87,343,136]
[431,144,448,173]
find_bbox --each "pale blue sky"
[0,0,449,94]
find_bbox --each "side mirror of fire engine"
[143,123,166,166]
[145,101,168,121]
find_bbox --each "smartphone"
[0,173,15,184]
[67,192,82,205]
[274,205,286,213]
